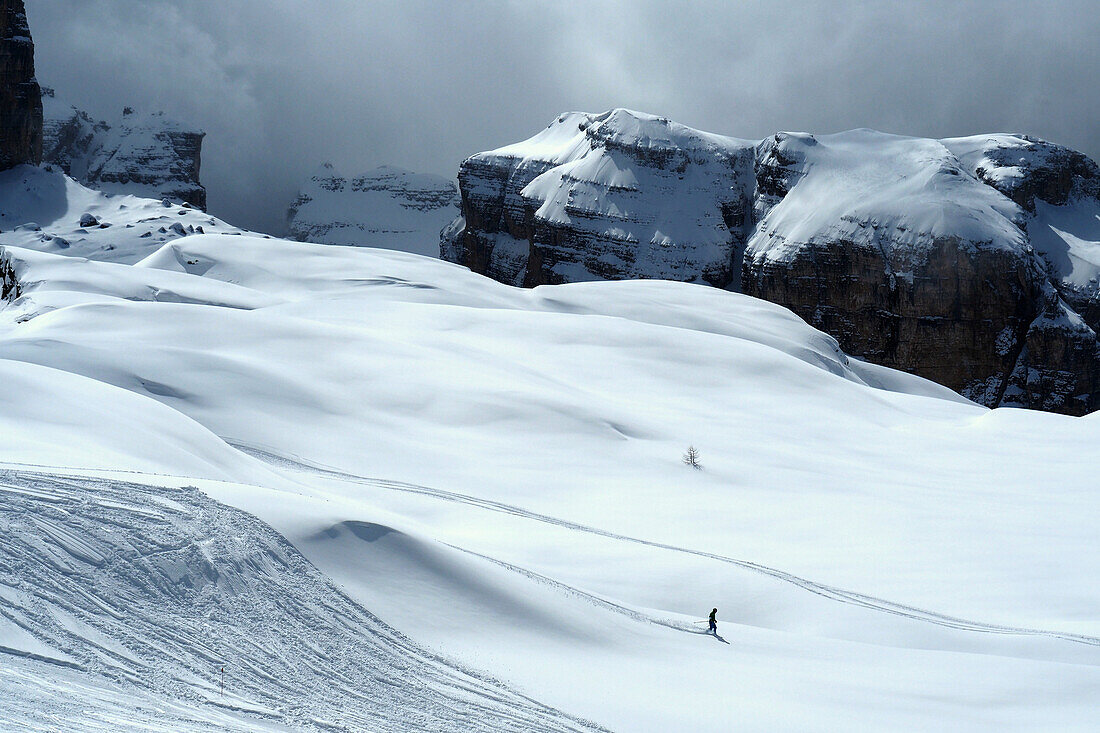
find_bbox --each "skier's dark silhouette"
[708,608,717,634]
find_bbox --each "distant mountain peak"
[287,163,458,257]
[40,91,207,209]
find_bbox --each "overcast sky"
[25,0,1100,234]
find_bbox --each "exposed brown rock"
[741,236,1048,407]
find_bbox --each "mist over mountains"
[23,0,1100,234]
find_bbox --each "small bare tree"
[683,445,701,469]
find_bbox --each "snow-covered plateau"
[0,167,1098,731]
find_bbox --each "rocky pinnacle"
[0,0,43,170]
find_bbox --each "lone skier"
[708,608,717,634]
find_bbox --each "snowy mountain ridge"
[444,109,1100,414]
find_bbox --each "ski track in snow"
[0,653,290,733]
[0,468,607,733]
[232,443,1100,650]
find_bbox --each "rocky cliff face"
[288,164,458,257]
[444,110,1100,414]
[0,0,42,170]
[41,89,206,209]
[442,110,755,288]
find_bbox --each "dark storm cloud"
[24,0,1100,234]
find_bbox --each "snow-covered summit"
[486,109,752,164]
[747,128,1028,264]
[942,132,1100,297]
[287,163,458,256]
[445,108,756,288]
[943,133,1100,212]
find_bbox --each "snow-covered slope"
[943,133,1100,301]
[41,89,206,209]
[1,185,1098,731]
[287,163,458,256]
[0,165,244,264]
[444,110,1100,414]
[0,467,595,732]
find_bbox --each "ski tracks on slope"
[232,442,1100,650]
[0,469,608,733]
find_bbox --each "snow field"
[0,188,1096,730]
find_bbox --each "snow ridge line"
[231,442,1100,649]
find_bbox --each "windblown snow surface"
[0,168,1098,731]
